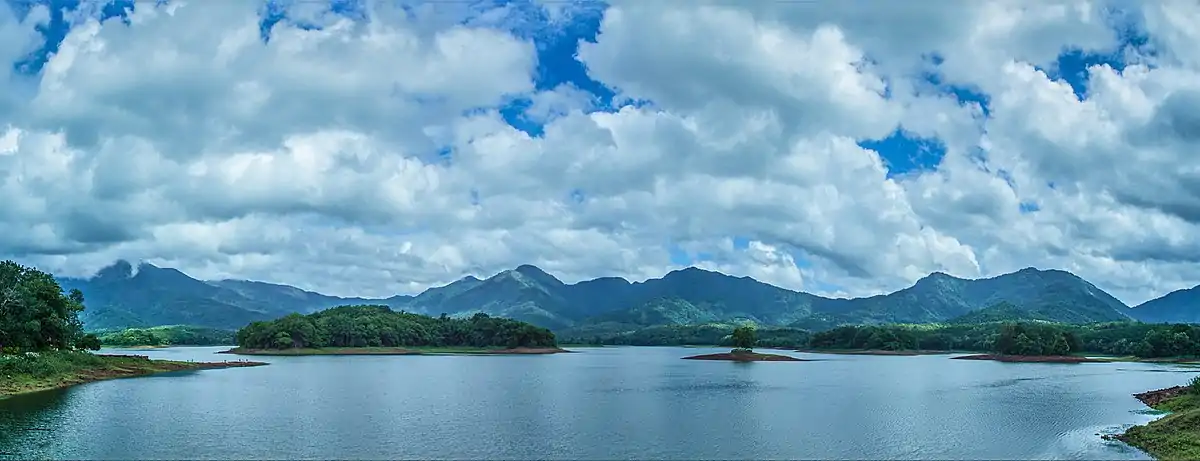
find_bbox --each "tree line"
[808,321,1200,358]
[561,324,813,348]
[236,305,558,350]
[572,319,1200,359]
[0,260,99,354]
[98,326,235,347]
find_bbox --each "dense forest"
[807,321,1200,358]
[571,319,1200,359]
[236,305,558,350]
[98,326,236,347]
[0,260,100,353]
[561,324,812,348]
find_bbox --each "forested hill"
[235,305,557,350]
[51,259,1184,333]
[1129,285,1200,323]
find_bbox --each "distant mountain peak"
[500,264,563,286]
[94,259,135,280]
[514,264,546,275]
[665,266,720,277]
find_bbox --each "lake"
[1,346,1195,460]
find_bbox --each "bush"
[1189,375,1200,395]
[0,351,103,378]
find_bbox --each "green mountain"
[60,260,1140,333]
[59,261,408,330]
[1128,285,1200,323]
[797,268,1134,328]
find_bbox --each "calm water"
[1,346,1196,460]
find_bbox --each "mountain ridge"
[59,259,1161,332]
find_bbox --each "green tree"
[731,326,756,350]
[0,260,89,353]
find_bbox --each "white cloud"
[1,0,1199,306]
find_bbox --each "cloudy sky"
[1,0,1198,304]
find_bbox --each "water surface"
[1,346,1194,460]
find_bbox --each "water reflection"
[0,346,1191,460]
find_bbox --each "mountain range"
[57,260,1198,333]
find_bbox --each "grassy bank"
[220,346,570,356]
[1116,382,1200,460]
[0,351,265,399]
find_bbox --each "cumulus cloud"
[1,0,1199,305]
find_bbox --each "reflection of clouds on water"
[1036,424,1153,460]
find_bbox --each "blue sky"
[2,0,1154,293]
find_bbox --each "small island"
[0,260,266,400]
[682,326,808,362]
[223,305,569,356]
[1110,378,1200,459]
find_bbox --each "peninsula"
[1111,379,1200,459]
[1,352,265,399]
[227,305,567,356]
[0,260,267,400]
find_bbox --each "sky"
[1,0,1199,305]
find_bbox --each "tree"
[0,260,89,353]
[731,326,756,350]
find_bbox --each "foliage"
[731,326,756,350]
[0,260,92,353]
[993,323,1078,355]
[1190,376,1200,395]
[235,305,557,350]
[560,324,811,348]
[97,326,236,347]
[807,320,1200,358]
[0,350,105,379]
[1121,389,1200,460]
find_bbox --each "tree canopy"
[0,260,98,353]
[731,326,757,350]
[236,305,558,350]
[98,326,235,347]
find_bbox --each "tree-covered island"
[224,305,567,355]
[0,261,264,399]
[681,326,807,362]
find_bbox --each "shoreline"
[797,348,959,356]
[218,346,571,356]
[0,354,266,400]
[682,351,809,362]
[950,354,1110,363]
[1107,384,1200,460]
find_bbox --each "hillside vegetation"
[97,325,235,347]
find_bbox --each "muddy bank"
[682,351,809,362]
[950,354,1108,363]
[220,346,571,356]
